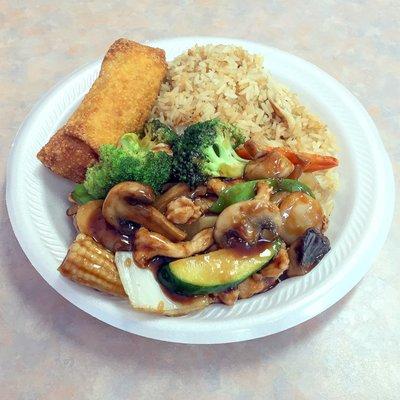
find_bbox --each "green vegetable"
[157,239,282,296]
[141,119,178,147]
[71,184,95,205]
[209,178,315,213]
[78,132,172,200]
[268,178,314,197]
[172,118,248,187]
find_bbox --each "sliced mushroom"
[102,182,187,242]
[279,192,325,244]
[269,191,290,207]
[75,200,131,252]
[189,185,208,198]
[180,215,218,239]
[214,183,282,248]
[153,183,190,213]
[133,227,214,267]
[244,150,295,180]
[287,228,330,277]
[66,204,79,217]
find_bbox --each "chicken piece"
[238,248,289,298]
[254,181,273,201]
[216,289,239,306]
[207,178,228,195]
[258,248,290,278]
[236,276,278,300]
[206,178,243,195]
[134,227,214,267]
[193,197,215,213]
[38,39,167,182]
[154,183,191,213]
[166,196,202,225]
[59,234,126,297]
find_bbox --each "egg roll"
[37,38,167,182]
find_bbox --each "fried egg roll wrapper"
[37,38,167,182]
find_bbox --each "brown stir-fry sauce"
[148,263,209,305]
[87,206,133,252]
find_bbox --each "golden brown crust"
[37,38,167,182]
[37,130,98,182]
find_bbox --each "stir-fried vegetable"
[115,251,212,316]
[157,239,282,296]
[71,183,95,205]
[74,132,173,201]
[209,178,314,213]
[141,119,178,147]
[172,118,248,187]
[63,115,335,316]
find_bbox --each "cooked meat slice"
[166,196,202,225]
[216,248,289,304]
[134,227,214,267]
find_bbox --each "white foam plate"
[6,37,394,344]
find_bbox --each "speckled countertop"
[1,1,399,399]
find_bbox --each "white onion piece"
[115,252,211,316]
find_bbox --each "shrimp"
[236,140,338,173]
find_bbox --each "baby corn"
[59,234,126,297]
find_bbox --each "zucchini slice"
[158,239,282,296]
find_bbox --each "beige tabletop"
[1,1,399,399]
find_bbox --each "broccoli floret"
[71,184,95,205]
[172,118,248,187]
[77,133,172,200]
[141,119,178,147]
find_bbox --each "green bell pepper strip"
[209,178,314,213]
